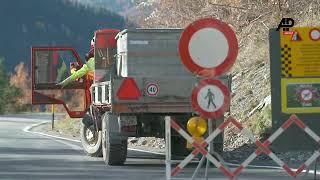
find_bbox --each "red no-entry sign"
[179,18,238,77]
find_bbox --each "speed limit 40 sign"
[146,83,159,97]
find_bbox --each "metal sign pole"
[205,156,210,180]
[165,116,171,180]
[314,157,318,180]
[204,118,213,179]
[191,155,206,179]
[51,104,55,130]
[205,118,233,179]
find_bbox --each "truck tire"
[80,114,103,157]
[102,113,127,165]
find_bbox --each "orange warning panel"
[280,27,320,78]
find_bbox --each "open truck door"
[31,47,90,118]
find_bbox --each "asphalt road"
[0,114,319,180]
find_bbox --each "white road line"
[23,121,83,152]
[127,148,165,155]
[23,121,166,156]
[23,121,81,143]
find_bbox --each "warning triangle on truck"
[116,77,141,100]
[291,31,302,41]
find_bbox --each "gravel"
[128,137,165,152]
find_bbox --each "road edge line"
[23,121,166,155]
[23,121,81,143]
[128,147,165,155]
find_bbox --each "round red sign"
[191,79,230,119]
[309,28,320,41]
[146,83,159,97]
[179,18,238,77]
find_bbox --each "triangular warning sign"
[116,77,141,100]
[291,31,302,41]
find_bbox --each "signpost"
[166,17,238,180]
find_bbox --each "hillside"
[0,0,125,72]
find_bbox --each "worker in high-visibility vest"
[57,38,95,87]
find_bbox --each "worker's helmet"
[90,36,95,49]
[85,36,95,61]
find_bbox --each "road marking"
[23,121,166,156]
[23,121,83,152]
[23,121,81,143]
[127,148,164,156]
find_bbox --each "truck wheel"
[102,113,127,165]
[80,114,102,157]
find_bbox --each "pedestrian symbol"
[197,85,224,112]
[191,79,230,118]
[205,88,216,109]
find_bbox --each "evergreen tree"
[0,58,8,113]
[0,58,7,87]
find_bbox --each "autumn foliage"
[9,62,31,110]
[7,61,85,114]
